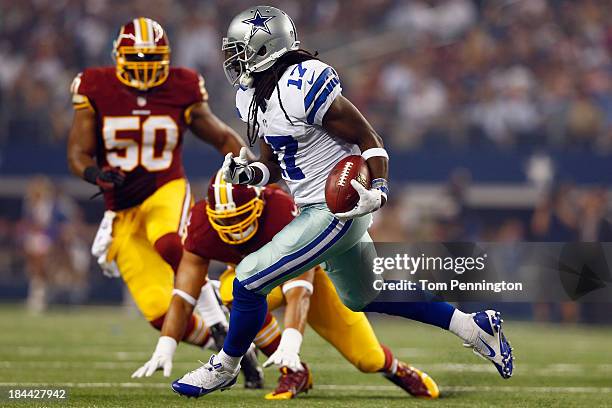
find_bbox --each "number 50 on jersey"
[102,115,179,172]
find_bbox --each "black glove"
[84,166,126,191]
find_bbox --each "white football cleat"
[462,310,514,379]
[171,354,239,398]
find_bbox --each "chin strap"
[239,74,254,88]
[239,42,301,88]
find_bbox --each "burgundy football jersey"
[71,67,208,210]
[184,187,298,263]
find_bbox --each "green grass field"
[1,305,611,407]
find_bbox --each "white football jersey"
[236,59,359,206]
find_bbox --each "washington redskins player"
[134,170,440,400]
[67,18,262,387]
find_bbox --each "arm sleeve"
[289,60,342,126]
[70,72,94,112]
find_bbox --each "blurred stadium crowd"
[0,0,611,320]
[0,0,610,150]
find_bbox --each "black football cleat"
[241,347,264,389]
[208,323,227,351]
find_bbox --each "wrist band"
[279,328,303,353]
[282,280,314,295]
[157,336,178,354]
[249,162,270,186]
[361,148,389,161]
[172,288,197,306]
[371,178,389,201]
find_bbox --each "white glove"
[263,328,303,372]
[221,147,253,184]
[334,179,383,220]
[131,336,177,378]
[91,211,121,278]
[97,257,121,278]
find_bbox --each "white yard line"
[13,347,152,359]
[0,382,610,394]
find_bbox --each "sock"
[149,313,210,347]
[379,344,398,374]
[448,309,475,342]
[253,312,282,357]
[222,278,268,357]
[217,349,241,373]
[363,301,456,330]
[154,233,183,272]
[197,282,227,328]
[183,313,211,346]
[149,315,166,331]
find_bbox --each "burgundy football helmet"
[112,17,170,90]
[206,170,264,245]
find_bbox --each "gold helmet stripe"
[219,177,229,205]
[139,17,149,43]
[213,170,235,208]
[213,170,223,207]
[139,17,154,44]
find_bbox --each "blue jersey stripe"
[241,218,340,287]
[304,67,334,110]
[250,219,353,293]
[243,218,342,287]
[306,78,340,124]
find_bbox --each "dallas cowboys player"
[172,6,514,397]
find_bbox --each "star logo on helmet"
[242,9,275,36]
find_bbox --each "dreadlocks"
[246,49,319,146]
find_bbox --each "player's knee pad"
[154,233,183,272]
[235,253,261,283]
[235,241,282,283]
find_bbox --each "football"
[325,155,371,213]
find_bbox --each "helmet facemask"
[222,38,258,86]
[114,45,170,91]
[206,190,264,245]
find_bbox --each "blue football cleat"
[171,354,239,398]
[463,310,514,379]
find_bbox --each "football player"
[66,17,263,386]
[134,171,439,399]
[171,6,513,397]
